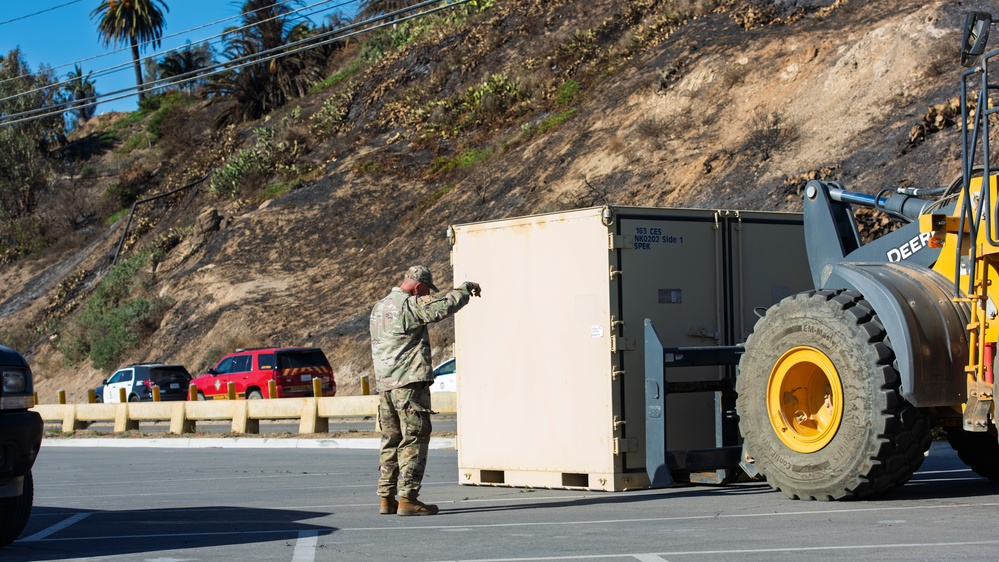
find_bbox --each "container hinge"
[614,438,637,455]
[612,369,625,379]
[609,266,623,279]
[613,416,626,430]
[610,316,624,329]
[609,234,634,249]
[611,337,636,352]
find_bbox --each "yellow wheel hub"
[767,346,844,453]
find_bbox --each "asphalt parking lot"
[5,440,999,561]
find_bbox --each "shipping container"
[449,206,812,491]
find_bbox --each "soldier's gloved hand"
[462,281,482,297]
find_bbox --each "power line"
[0,0,356,88]
[0,0,357,107]
[0,0,86,27]
[0,0,372,112]
[0,0,472,127]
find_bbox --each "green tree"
[65,64,98,128]
[91,0,170,102]
[0,49,65,255]
[0,50,64,215]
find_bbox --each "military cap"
[404,265,439,291]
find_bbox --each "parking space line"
[335,500,999,532]
[912,468,973,476]
[426,539,999,561]
[22,528,315,542]
[21,513,92,542]
[292,530,318,562]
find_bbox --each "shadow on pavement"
[3,505,335,561]
[442,481,775,515]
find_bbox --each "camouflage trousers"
[377,382,433,499]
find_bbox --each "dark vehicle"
[0,344,42,548]
[94,363,192,403]
[190,347,336,400]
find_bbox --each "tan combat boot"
[379,496,398,515]
[397,496,439,516]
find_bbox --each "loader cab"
[962,11,991,68]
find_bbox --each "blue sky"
[0,0,359,115]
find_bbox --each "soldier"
[370,265,482,516]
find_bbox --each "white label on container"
[591,325,604,338]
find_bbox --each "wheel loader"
[736,11,999,500]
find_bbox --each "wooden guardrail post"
[61,404,88,432]
[299,398,328,434]
[114,403,139,432]
[231,400,258,434]
[169,402,195,434]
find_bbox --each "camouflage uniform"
[370,271,475,499]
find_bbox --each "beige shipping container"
[449,206,812,491]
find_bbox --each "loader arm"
[802,180,945,289]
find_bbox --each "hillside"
[0,0,985,402]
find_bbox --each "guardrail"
[32,393,458,435]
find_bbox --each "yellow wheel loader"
[737,11,999,500]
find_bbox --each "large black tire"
[247,390,262,400]
[0,470,34,547]
[737,290,931,500]
[946,425,999,482]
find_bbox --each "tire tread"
[737,290,930,500]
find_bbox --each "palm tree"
[357,0,417,20]
[91,0,169,102]
[157,41,215,94]
[65,65,98,128]
[207,0,324,125]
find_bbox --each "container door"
[453,209,617,479]
[725,211,812,343]
[614,211,724,471]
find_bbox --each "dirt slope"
[3,0,987,402]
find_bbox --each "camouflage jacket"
[370,285,472,392]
